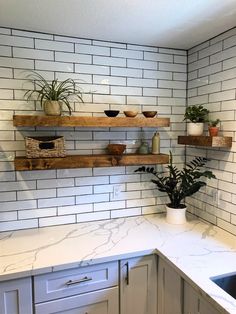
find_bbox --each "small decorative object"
[107,144,126,155]
[135,152,215,224]
[208,119,220,137]
[104,110,120,117]
[142,111,157,118]
[24,71,83,116]
[184,105,209,136]
[25,136,66,158]
[152,131,160,154]
[123,111,138,117]
[137,141,149,154]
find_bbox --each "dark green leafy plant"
[135,152,216,208]
[184,105,209,123]
[24,71,83,115]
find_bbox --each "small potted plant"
[24,71,83,116]
[208,119,220,137]
[135,152,215,224]
[184,105,209,136]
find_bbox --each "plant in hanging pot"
[24,71,83,116]
[208,119,220,137]
[184,105,209,136]
[135,152,216,224]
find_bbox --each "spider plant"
[24,71,83,115]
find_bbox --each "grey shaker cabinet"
[157,257,182,314]
[120,255,158,314]
[0,277,33,314]
[184,281,221,314]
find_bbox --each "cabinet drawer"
[34,261,118,303]
[35,286,118,314]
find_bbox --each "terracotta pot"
[43,101,61,116]
[187,122,204,136]
[208,126,219,137]
[166,205,187,225]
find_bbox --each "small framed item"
[25,136,66,158]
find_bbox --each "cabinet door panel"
[184,281,221,314]
[0,277,33,314]
[158,258,182,314]
[35,286,118,314]
[120,255,157,314]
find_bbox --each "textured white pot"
[166,205,187,225]
[187,122,204,136]
[44,101,61,116]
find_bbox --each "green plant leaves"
[135,152,216,208]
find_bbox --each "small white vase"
[166,205,187,225]
[43,101,61,116]
[187,122,204,136]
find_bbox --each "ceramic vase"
[208,127,219,137]
[187,122,204,136]
[166,205,187,225]
[44,101,61,116]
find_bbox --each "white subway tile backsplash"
[13,47,54,60]
[111,48,143,59]
[77,211,110,223]
[198,62,222,77]
[143,88,172,97]
[0,45,11,57]
[55,52,92,64]
[144,70,172,79]
[0,56,34,69]
[75,44,110,56]
[144,51,173,62]
[0,219,38,232]
[209,90,235,102]
[75,64,109,75]
[39,215,76,227]
[111,207,141,218]
[38,197,75,208]
[127,78,157,88]
[111,86,142,96]
[35,39,73,52]
[93,75,126,86]
[111,66,142,77]
[0,34,34,48]
[198,42,222,59]
[159,62,186,72]
[93,55,126,67]
[127,59,157,70]
[36,60,73,72]
[76,193,109,204]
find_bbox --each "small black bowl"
[104,110,119,117]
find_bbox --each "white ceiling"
[0,0,236,49]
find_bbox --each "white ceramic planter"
[187,122,204,136]
[44,101,61,116]
[166,205,187,225]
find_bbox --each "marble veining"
[1,214,236,313]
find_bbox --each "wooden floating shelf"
[178,136,232,148]
[13,115,170,128]
[14,153,169,171]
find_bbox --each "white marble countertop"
[1,214,236,313]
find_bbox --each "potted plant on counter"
[184,105,209,136]
[135,152,215,224]
[208,119,220,137]
[24,71,84,116]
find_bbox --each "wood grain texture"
[13,115,170,128]
[14,154,169,171]
[178,136,232,148]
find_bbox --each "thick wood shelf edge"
[178,136,232,148]
[14,154,169,171]
[13,115,170,128]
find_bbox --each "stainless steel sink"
[211,273,236,299]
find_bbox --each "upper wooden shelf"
[13,115,170,128]
[14,153,169,171]
[178,136,232,148]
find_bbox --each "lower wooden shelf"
[14,153,169,171]
[178,136,232,148]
